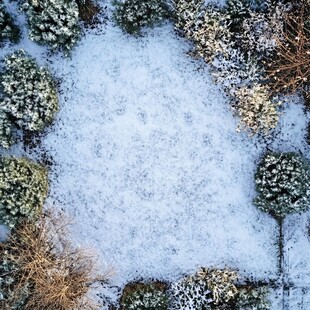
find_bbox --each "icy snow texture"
[40,23,279,284]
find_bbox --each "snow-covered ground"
[1,0,310,308]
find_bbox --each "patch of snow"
[39,23,279,287]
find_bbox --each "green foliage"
[0,50,58,148]
[0,111,16,149]
[21,0,80,54]
[113,0,168,35]
[254,152,310,217]
[169,268,238,309]
[0,3,20,44]
[0,157,48,228]
[169,270,213,309]
[120,282,168,310]
[225,0,252,33]
[235,286,270,310]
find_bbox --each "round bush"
[0,157,48,228]
[120,282,168,310]
[113,0,168,35]
[0,50,59,134]
[254,152,310,217]
[21,0,80,54]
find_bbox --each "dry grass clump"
[76,0,102,27]
[0,214,104,310]
[266,0,310,94]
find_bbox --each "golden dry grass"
[0,213,108,310]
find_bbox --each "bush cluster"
[254,152,310,217]
[0,3,20,44]
[21,0,80,54]
[0,50,58,148]
[113,0,168,35]
[0,157,48,228]
[119,269,272,309]
[173,0,289,135]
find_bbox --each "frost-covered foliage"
[225,0,252,34]
[0,157,48,228]
[175,1,232,63]
[120,282,168,310]
[172,0,289,135]
[0,50,58,145]
[169,270,213,309]
[235,286,270,310]
[173,0,204,31]
[169,268,238,309]
[21,0,80,54]
[0,111,16,149]
[254,152,310,217]
[211,50,261,88]
[230,1,289,58]
[113,0,168,35]
[233,84,280,135]
[0,3,20,44]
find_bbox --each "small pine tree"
[0,157,48,228]
[254,152,310,217]
[0,50,59,134]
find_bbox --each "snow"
[1,0,310,308]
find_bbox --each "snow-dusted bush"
[175,2,232,63]
[169,270,213,309]
[172,0,204,30]
[231,1,289,59]
[169,268,238,309]
[120,282,168,310]
[254,152,310,217]
[0,157,48,228]
[113,0,168,35]
[0,50,58,134]
[235,286,270,310]
[211,50,261,89]
[21,0,80,54]
[0,111,16,149]
[0,3,20,44]
[224,0,252,34]
[233,84,280,135]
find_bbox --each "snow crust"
[40,23,280,284]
